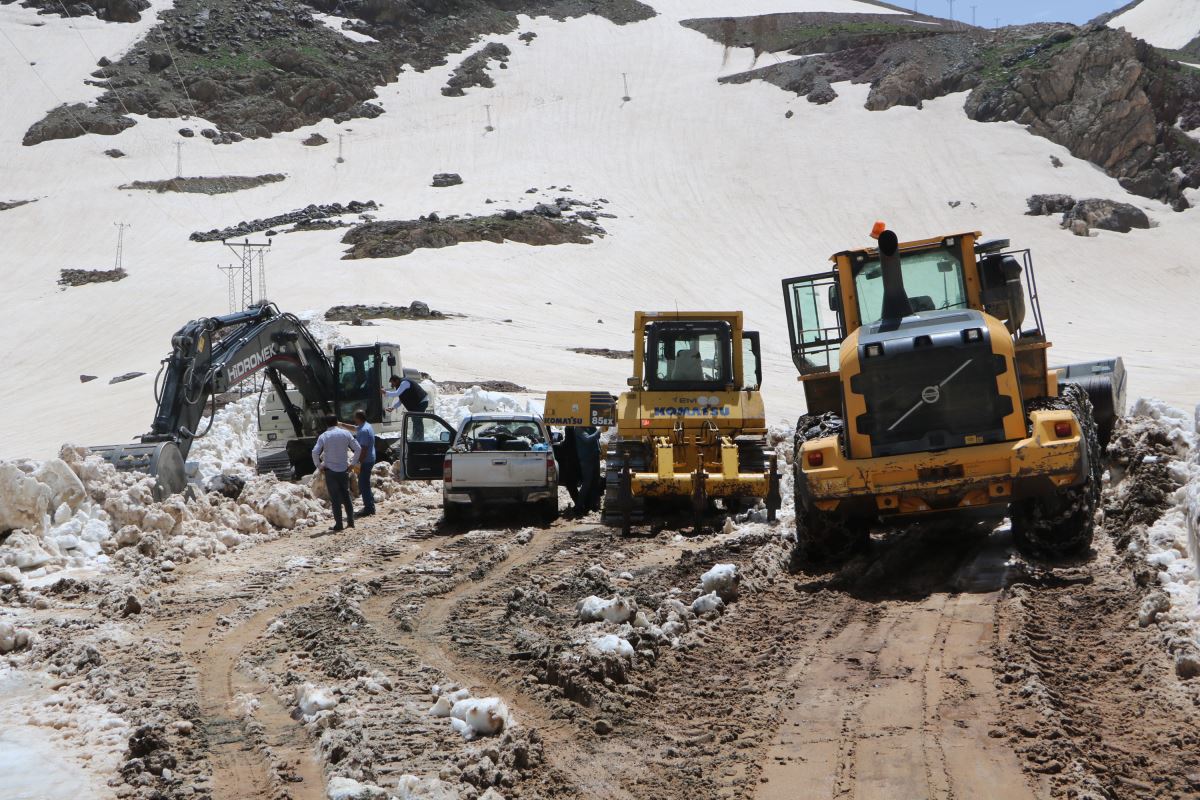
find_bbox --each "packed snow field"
[3,0,1200,797]
[1,0,1198,459]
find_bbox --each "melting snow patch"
[450,697,510,739]
[589,633,634,658]
[576,594,636,623]
[691,591,725,615]
[297,683,339,717]
[699,563,739,601]
[396,774,464,799]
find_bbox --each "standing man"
[574,426,603,514]
[344,409,377,517]
[383,374,430,438]
[312,414,361,532]
[553,426,582,515]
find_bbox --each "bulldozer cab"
[632,312,760,392]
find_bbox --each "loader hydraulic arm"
[143,303,337,460]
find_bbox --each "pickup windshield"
[455,420,548,452]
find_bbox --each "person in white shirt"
[312,414,361,532]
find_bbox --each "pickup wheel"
[442,502,468,525]
[539,494,559,523]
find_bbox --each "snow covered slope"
[0,0,1197,459]
[1109,0,1200,50]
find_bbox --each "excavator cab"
[332,344,399,423]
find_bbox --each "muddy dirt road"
[12,471,1200,800]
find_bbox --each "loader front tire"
[791,414,869,569]
[1010,383,1102,559]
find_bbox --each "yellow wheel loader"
[783,227,1125,563]
[547,312,782,535]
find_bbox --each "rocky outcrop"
[23,0,654,145]
[23,103,134,146]
[1025,194,1151,234]
[965,27,1199,208]
[431,173,463,187]
[119,174,286,194]
[59,268,128,287]
[190,200,378,242]
[2,0,150,23]
[0,199,35,211]
[325,302,449,321]
[340,206,603,259]
[442,42,511,97]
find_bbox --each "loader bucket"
[1055,357,1126,447]
[89,441,188,501]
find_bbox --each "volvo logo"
[921,385,941,404]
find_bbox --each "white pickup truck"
[394,411,559,522]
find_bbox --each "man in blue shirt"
[349,409,377,516]
[312,414,361,532]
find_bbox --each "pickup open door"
[402,413,456,479]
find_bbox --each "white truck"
[395,411,559,522]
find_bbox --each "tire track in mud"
[759,528,1039,800]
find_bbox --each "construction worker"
[553,426,582,514]
[312,414,361,532]
[383,375,429,438]
[344,409,376,517]
[575,426,602,514]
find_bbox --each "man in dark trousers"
[383,374,429,438]
[312,414,361,532]
[553,426,582,514]
[574,425,602,514]
[346,409,376,517]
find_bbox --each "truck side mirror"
[626,377,640,388]
[827,285,840,312]
[386,354,397,367]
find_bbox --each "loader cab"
[332,343,401,423]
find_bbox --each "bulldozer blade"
[89,441,187,501]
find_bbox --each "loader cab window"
[853,246,968,327]
[646,322,732,391]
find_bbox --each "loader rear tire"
[1010,383,1102,559]
[792,414,870,568]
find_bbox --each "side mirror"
[937,260,954,273]
[439,431,451,443]
[551,431,565,444]
[626,377,640,388]
[827,285,840,312]
[386,354,397,367]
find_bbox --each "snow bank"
[576,594,636,623]
[189,395,261,485]
[1121,399,1200,662]
[0,445,320,582]
[435,387,543,430]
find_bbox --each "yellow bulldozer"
[783,227,1125,563]
[547,311,782,534]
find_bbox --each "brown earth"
[8,415,1199,800]
[119,174,286,194]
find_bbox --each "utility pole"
[994,16,1001,28]
[219,239,271,312]
[174,141,183,178]
[621,72,631,102]
[113,222,130,270]
[946,0,954,24]
[971,4,976,26]
[485,104,494,132]
[336,133,345,164]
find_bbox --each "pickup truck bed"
[441,413,559,521]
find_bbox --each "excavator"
[783,226,1125,563]
[91,302,412,498]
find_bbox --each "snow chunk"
[296,683,338,716]
[449,697,509,739]
[396,774,464,799]
[699,563,739,601]
[589,634,634,658]
[576,594,636,623]
[328,776,389,800]
[691,592,725,615]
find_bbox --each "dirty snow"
[576,593,636,623]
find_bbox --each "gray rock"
[1050,155,1064,168]
[104,148,125,158]
[409,300,431,318]
[303,132,327,146]
[431,172,463,188]
[594,718,613,735]
[1068,219,1091,237]
[147,52,172,72]
[1025,194,1076,216]
[109,372,145,384]
[80,375,98,383]
[179,127,194,137]
[1063,198,1150,233]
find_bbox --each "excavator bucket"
[89,441,188,501]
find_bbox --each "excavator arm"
[92,303,338,498]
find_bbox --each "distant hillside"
[691,14,1200,209]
